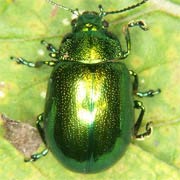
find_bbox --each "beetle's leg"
[129,70,161,97]
[121,20,148,59]
[134,100,152,140]
[10,56,58,68]
[24,149,49,162]
[41,40,60,59]
[24,113,48,162]
[136,89,161,97]
[36,113,46,144]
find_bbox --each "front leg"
[120,20,148,59]
[10,56,58,68]
[10,39,60,68]
[41,40,60,59]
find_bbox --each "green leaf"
[0,0,180,179]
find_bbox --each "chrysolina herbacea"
[10,0,160,173]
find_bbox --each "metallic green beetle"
[11,0,160,173]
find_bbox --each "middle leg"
[129,70,161,97]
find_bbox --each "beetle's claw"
[24,154,38,162]
[148,89,161,97]
[10,56,23,64]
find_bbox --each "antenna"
[47,0,79,16]
[47,0,149,18]
[100,0,149,17]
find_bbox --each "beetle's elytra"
[10,0,160,173]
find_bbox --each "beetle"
[10,0,160,173]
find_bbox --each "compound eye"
[71,19,77,26]
[102,20,109,28]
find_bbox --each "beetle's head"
[47,0,149,32]
[71,11,109,32]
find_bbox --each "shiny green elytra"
[10,0,161,173]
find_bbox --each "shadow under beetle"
[10,0,161,173]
